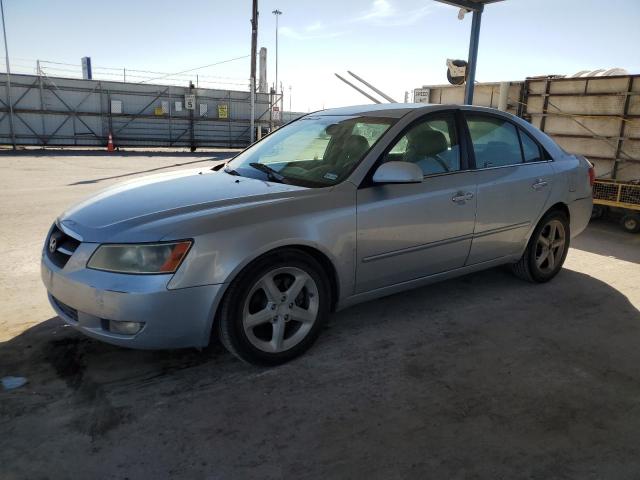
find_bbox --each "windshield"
[224,115,395,187]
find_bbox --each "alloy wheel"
[242,267,319,353]
[534,219,566,273]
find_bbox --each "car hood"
[59,168,309,242]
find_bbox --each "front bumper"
[41,249,224,349]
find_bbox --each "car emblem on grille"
[48,236,58,254]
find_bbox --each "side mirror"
[372,161,423,184]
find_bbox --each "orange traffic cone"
[107,132,115,152]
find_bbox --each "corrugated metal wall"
[419,75,640,181]
[0,74,274,148]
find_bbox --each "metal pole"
[37,59,46,145]
[269,87,274,131]
[275,13,278,93]
[272,9,282,96]
[168,85,172,146]
[334,73,381,104]
[279,81,283,125]
[464,8,482,105]
[189,81,195,151]
[123,68,126,83]
[250,77,255,143]
[250,0,258,143]
[1,0,16,149]
[347,71,397,103]
[250,0,258,82]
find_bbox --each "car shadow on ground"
[2,267,640,478]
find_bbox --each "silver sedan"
[41,104,593,365]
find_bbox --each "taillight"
[588,163,595,187]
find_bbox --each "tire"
[511,210,570,283]
[591,204,606,220]
[620,213,640,234]
[217,249,330,366]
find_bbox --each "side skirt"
[336,254,519,311]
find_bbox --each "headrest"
[407,129,448,157]
[343,135,370,161]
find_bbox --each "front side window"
[225,115,395,187]
[466,115,523,168]
[383,114,461,176]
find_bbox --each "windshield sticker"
[324,172,338,181]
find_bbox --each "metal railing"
[593,180,640,211]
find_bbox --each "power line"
[139,54,250,84]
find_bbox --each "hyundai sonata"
[42,104,593,365]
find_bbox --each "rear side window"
[519,129,544,162]
[466,115,523,168]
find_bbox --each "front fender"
[167,182,357,303]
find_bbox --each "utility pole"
[250,0,258,142]
[0,0,15,150]
[289,85,292,113]
[272,9,282,100]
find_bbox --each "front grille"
[46,224,81,268]
[52,296,78,322]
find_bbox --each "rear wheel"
[511,210,570,283]
[621,213,640,234]
[217,249,330,366]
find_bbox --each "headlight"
[87,241,192,274]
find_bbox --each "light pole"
[272,8,282,112]
[0,0,15,149]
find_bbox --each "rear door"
[355,111,477,293]
[463,112,554,264]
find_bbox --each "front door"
[355,112,477,293]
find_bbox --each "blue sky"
[3,0,640,111]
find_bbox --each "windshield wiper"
[249,162,286,183]
[223,166,241,176]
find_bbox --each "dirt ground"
[1,151,640,479]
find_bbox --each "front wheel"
[217,249,330,366]
[511,210,570,283]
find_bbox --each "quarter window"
[520,129,544,162]
[384,114,461,176]
[466,115,523,168]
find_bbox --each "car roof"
[311,103,532,121]
[312,103,518,119]
[313,103,432,118]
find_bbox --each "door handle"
[452,192,474,203]
[532,178,548,190]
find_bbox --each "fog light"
[108,320,144,335]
